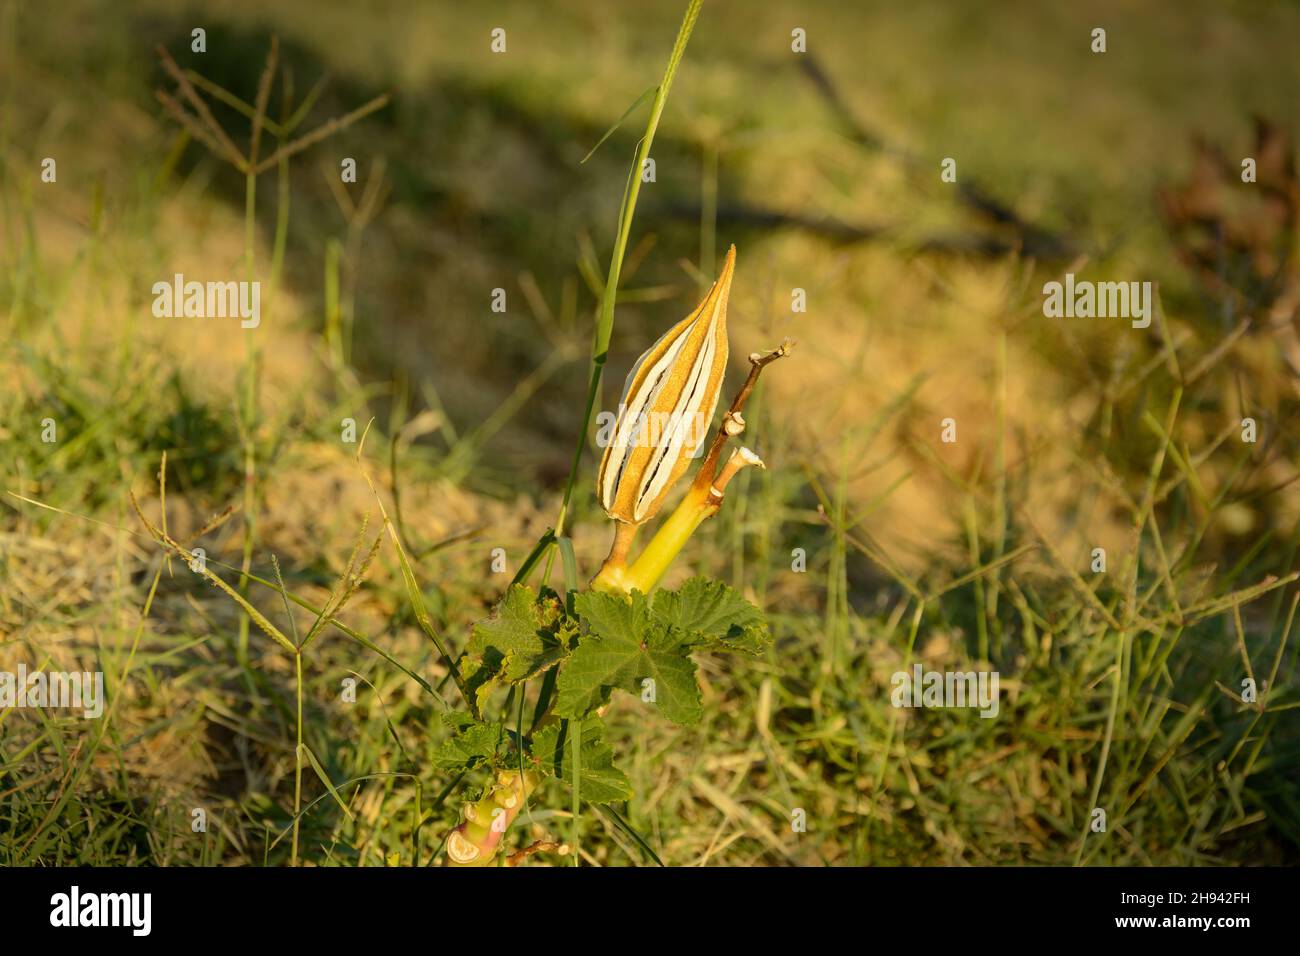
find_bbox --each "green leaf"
[298,743,354,818]
[430,712,505,771]
[460,657,501,717]
[594,803,664,866]
[651,577,770,654]
[467,585,574,684]
[557,590,702,725]
[531,716,632,804]
[580,85,657,164]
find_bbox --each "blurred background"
[2,0,1298,866]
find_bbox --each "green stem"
[590,521,640,591]
[445,770,542,867]
[269,155,290,308]
[292,650,303,866]
[570,718,582,867]
[236,169,259,688]
[324,237,342,370]
[596,442,768,594]
[600,485,716,594]
[554,0,704,537]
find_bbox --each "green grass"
[2,0,1298,866]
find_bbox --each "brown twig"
[505,840,569,867]
[155,37,388,183]
[249,36,280,167]
[692,338,794,492]
[186,503,240,544]
[252,94,391,175]
[155,89,230,163]
[155,44,246,171]
[185,69,286,139]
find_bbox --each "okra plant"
[434,0,792,867]
[440,245,793,866]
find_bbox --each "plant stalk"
[553,0,704,538]
[445,770,542,867]
[292,649,303,866]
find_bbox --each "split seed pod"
[598,245,736,524]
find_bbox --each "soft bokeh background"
[2,0,1298,865]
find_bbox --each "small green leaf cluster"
[435,577,770,803]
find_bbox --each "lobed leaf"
[431,713,507,771]
[651,576,770,654]
[467,585,576,684]
[556,590,702,725]
[530,716,633,804]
